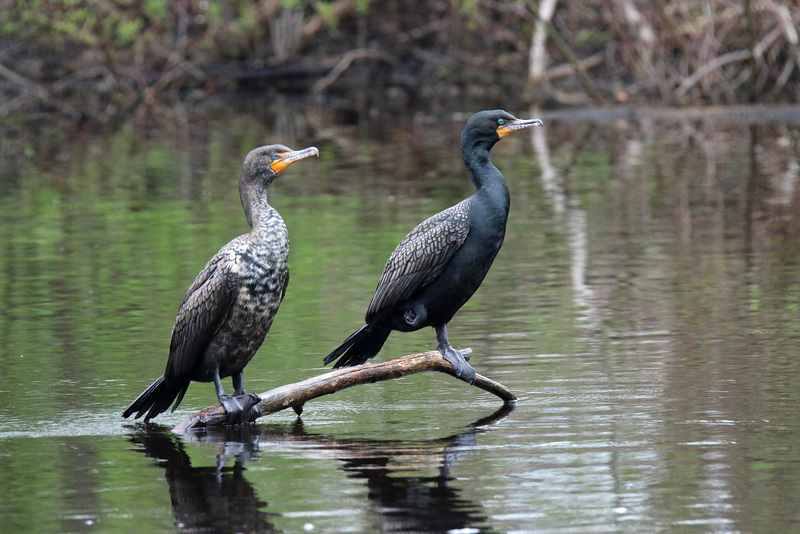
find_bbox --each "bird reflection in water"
[129,405,512,533]
[129,429,275,533]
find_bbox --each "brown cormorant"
[323,110,542,384]
[123,144,319,423]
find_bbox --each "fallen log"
[173,349,516,434]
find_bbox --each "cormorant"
[323,110,542,384]
[123,144,319,423]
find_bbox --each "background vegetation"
[1,0,798,125]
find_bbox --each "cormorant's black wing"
[165,249,237,379]
[366,200,470,320]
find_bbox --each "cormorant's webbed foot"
[435,324,476,385]
[219,393,262,425]
[439,345,476,385]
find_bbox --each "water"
[1,103,800,533]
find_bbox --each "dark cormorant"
[123,144,319,423]
[323,110,542,384]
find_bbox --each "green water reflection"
[2,106,800,532]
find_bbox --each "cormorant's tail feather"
[323,323,392,368]
[122,375,190,421]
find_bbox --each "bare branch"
[528,0,558,83]
[310,48,397,94]
[526,1,604,104]
[676,49,752,99]
[0,59,80,117]
[173,349,517,434]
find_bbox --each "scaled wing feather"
[166,253,237,379]
[366,201,470,320]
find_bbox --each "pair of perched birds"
[122,110,543,424]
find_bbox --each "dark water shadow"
[129,404,513,533]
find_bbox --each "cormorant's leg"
[214,370,261,425]
[435,324,476,385]
[232,371,246,396]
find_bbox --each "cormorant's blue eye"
[497,118,505,125]
[273,154,280,160]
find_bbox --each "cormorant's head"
[239,144,319,228]
[461,110,543,151]
[241,144,319,186]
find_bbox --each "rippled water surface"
[1,104,800,533]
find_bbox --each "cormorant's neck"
[462,138,510,223]
[462,138,505,191]
[240,180,273,230]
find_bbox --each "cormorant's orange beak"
[497,118,543,139]
[270,146,320,174]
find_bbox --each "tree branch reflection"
[129,404,513,533]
